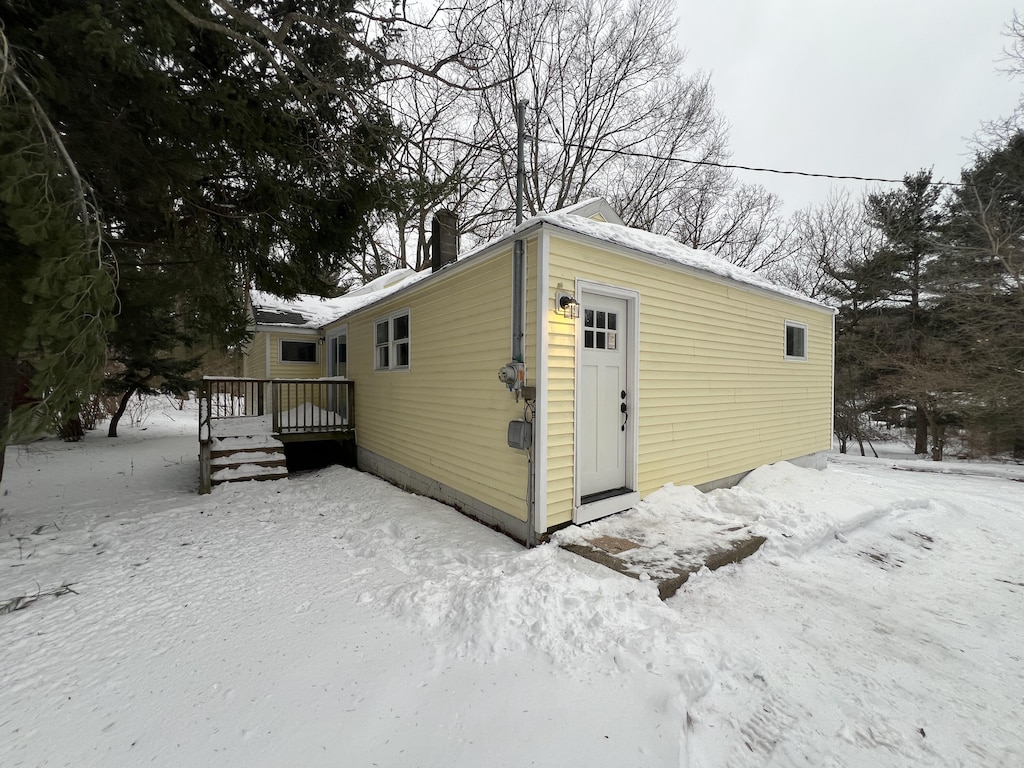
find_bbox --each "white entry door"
[577,293,631,505]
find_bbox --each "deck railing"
[199,376,354,441]
[270,378,353,434]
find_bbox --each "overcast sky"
[676,1,1022,213]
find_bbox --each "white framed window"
[280,339,317,363]
[785,321,808,361]
[374,310,410,371]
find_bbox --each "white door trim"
[573,280,640,525]
[325,325,348,378]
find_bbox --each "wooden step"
[211,455,287,473]
[211,461,289,486]
[209,435,289,486]
[211,434,285,452]
[202,430,290,491]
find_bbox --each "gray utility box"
[507,419,532,451]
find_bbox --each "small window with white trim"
[374,310,411,370]
[280,339,317,363]
[785,321,807,360]
[375,319,390,369]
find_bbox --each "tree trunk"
[107,386,138,438]
[927,412,945,462]
[914,403,929,455]
[0,353,18,486]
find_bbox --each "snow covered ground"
[2,399,1022,767]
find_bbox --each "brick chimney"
[430,209,459,272]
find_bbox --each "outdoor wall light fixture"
[555,290,579,319]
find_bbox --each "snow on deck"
[277,403,347,429]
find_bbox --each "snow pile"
[383,544,717,693]
[277,402,346,428]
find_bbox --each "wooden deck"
[198,377,355,492]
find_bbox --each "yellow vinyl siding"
[545,235,833,528]
[545,298,578,526]
[262,331,325,415]
[266,331,322,380]
[242,332,268,378]
[337,243,537,522]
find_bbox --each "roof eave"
[533,219,834,313]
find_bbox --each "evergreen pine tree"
[863,170,951,458]
[937,133,1024,457]
[0,0,400,456]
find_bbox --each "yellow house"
[228,199,834,545]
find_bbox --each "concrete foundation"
[357,447,529,544]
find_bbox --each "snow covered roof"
[525,206,827,309]
[250,268,427,329]
[251,198,824,332]
[550,197,625,226]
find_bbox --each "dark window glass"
[396,342,410,367]
[393,313,409,340]
[607,313,617,331]
[786,324,807,358]
[281,340,316,362]
[584,330,594,348]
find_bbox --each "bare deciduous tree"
[358,0,795,276]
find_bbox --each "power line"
[540,138,968,188]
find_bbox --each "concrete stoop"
[210,434,288,487]
[561,532,767,601]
